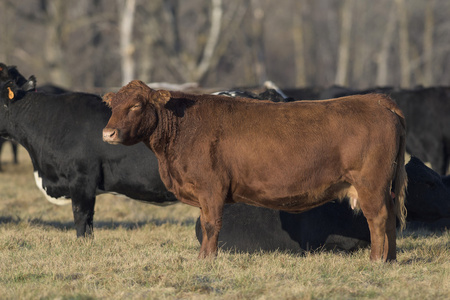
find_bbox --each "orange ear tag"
[7,87,14,100]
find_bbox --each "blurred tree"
[376,4,397,87]
[250,0,267,85]
[41,0,71,88]
[335,0,354,86]
[423,0,435,86]
[0,2,15,63]
[118,0,136,86]
[395,0,411,88]
[292,1,306,87]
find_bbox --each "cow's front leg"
[198,198,224,259]
[72,196,96,238]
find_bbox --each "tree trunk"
[292,1,306,87]
[201,2,248,85]
[249,0,267,85]
[395,0,411,88]
[376,6,396,86]
[423,0,435,86]
[43,0,71,88]
[194,0,223,82]
[119,0,136,86]
[334,0,354,86]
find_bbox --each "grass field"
[0,146,449,299]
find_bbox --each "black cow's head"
[102,80,170,146]
[0,65,37,137]
[0,80,17,136]
[0,63,36,92]
[0,79,32,108]
[0,63,36,107]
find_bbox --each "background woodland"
[1,0,449,92]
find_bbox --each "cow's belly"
[231,180,351,213]
[34,172,176,207]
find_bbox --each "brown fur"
[103,80,407,261]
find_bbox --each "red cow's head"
[102,80,170,146]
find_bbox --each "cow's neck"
[148,107,180,154]
[7,96,58,165]
[6,97,36,144]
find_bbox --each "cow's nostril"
[103,128,117,141]
[109,130,116,137]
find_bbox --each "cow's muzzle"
[103,128,121,144]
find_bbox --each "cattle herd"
[0,63,449,262]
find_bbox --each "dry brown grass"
[0,146,449,299]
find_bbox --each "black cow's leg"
[0,139,4,171]
[12,142,18,164]
[72,197,96,238]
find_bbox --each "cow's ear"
[152,90,171,107]
[1,81,17,104]
[7,87,14,100]
[102,92,116,108]
[22,75,36,92]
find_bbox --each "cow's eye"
[130,103,142,111]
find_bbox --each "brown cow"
[103,80,407,261]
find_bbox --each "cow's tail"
[378,94,407,231]
[391,104,407,232]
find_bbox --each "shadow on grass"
[0,215,196,232]
[405,216,450,231]
[401,223,450,238]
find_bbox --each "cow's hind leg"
[384,194,397,261]
[358,188,396,261]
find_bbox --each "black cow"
[282,87,323,100]
[405,156,450,230]
[196,202,370,254]
[36,84,69,94]
[213,89,292,102]
[0,64,177,237]
[392,87,450,175]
